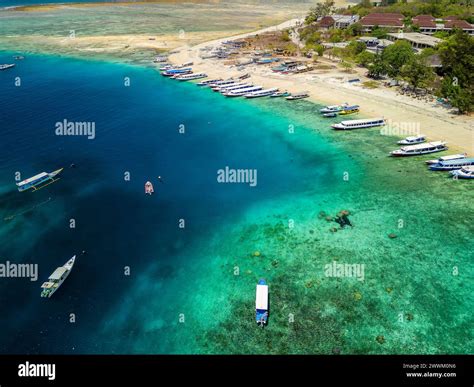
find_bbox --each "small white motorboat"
[145,181,154,195]
[450,166,474,179]
[397,135,426,145]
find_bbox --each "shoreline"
[168,19,474,155]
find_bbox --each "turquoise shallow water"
[0,51,472,354]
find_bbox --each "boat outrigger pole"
[31,168,64,192]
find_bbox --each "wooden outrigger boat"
[16,168,63,192]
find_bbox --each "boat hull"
[41,256,76,298]
[450,171,474,179]
[17,168,63,192]
[255,279,269,326]
[332,123,384,130]
[391,148,447,156]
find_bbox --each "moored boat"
[426,153,467,165]
[175,72,207,81]
[339,105,360,115]
[390,141,448,157]
[286,92,309,100]
[256,58,279,64]
[244,87,278,98]
[238,73,250,80]
[255,279,269,327]
[162,68,192,77]
[0,64,15,70]
[16,168,63,192]
[217,83,252,93]
[211,81,245,91]
[208,79,236,88]
[270,91,290,98]
[153,55,168,63]
[397,135,426,145]
[450,166,474,179]
[429,157,474,171]
[323,112,337,118]
[41,256,76,298]
[320,103,349,114]
[332,117,385,130]
[224,85,263,97]
[158,64,172,70]
[271,64,287,72]
[197,78,223,86]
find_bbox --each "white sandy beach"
[168,19,474,155]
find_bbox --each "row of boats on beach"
[314,100,474,177]
[158,62,310,100]
[156,59,473,179]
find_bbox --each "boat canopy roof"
[405,135,425,140]
[441,157,474,165]
[49,267,67,280]
[17,172,48,186]
[440,154,466,161]
[401,141,446,151]
[256,284,268,310]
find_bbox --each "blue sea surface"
[0,52,343,353]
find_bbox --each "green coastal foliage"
[381,40,415,78]
[301,0,474,113]
[346,0,474,21]
[305,0,336,24]
[437,30,474,113]
[400,56,435,89]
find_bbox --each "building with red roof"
[411,15,474,35]
[360,13,404,32]
[318,16,335,30]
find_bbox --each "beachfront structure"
[357,36,380,47]
[387,32,442,49]
[357,37,393,53]
[334,15,360,29]
[316,14,360,30]
[412,15,474,36]
[360,13,404,32]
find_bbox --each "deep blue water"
[0,52,342,353]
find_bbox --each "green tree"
[346,40,367,57]
[305,0,336,24]
[356,50,375,67]
[438,30,474,113]
[400,56,435,89]
[314,44,325,56]
[346,22,363,37]
[341,61,354,72]
[305,31,323,46]
[371,26,388,39]
[381,40,415,78]
[367,53,388,78]
[281,30,291,42]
